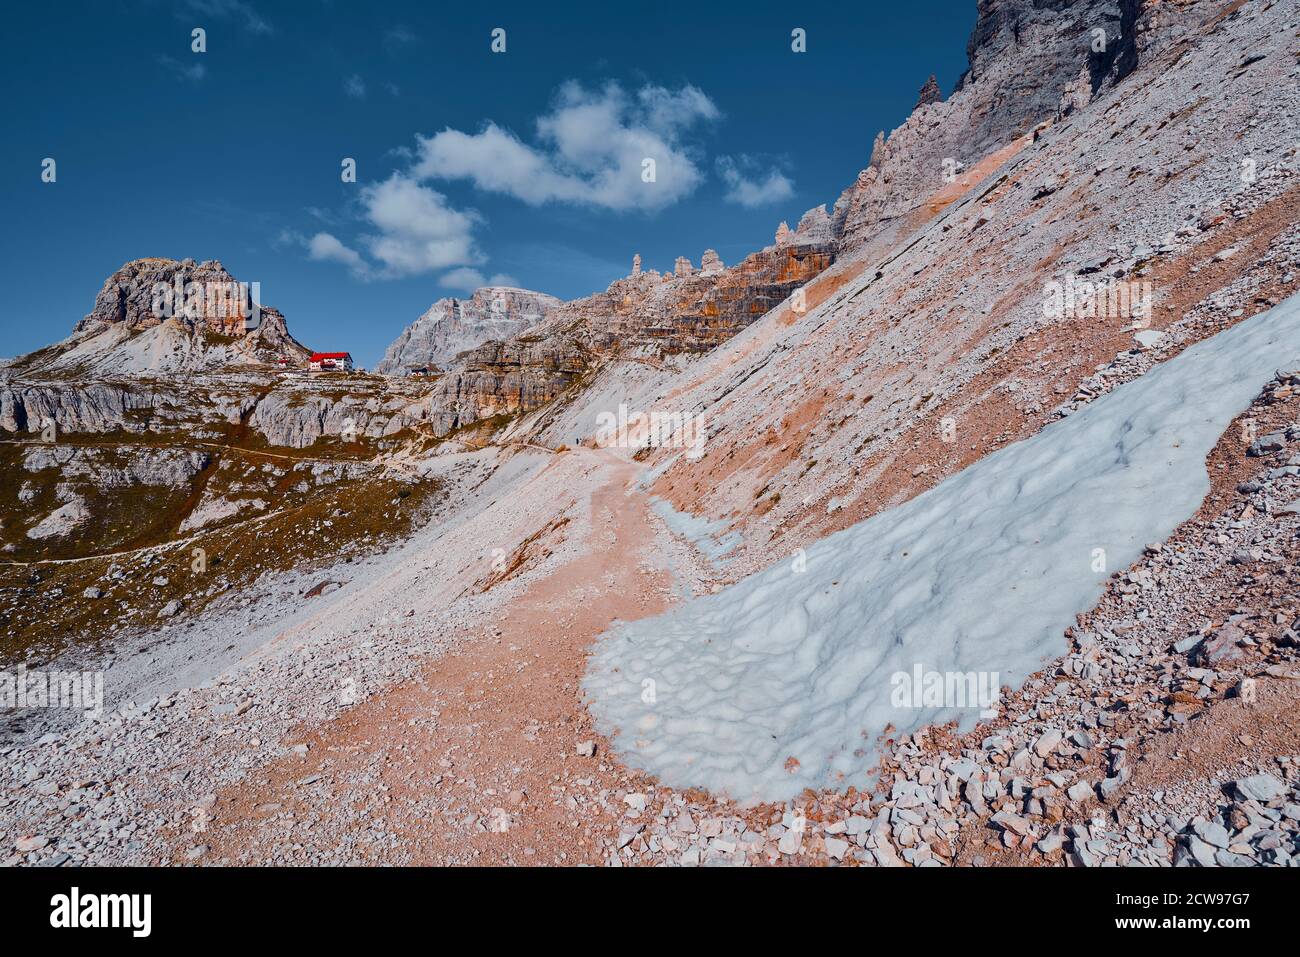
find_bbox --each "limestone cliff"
[405,337,590,436]
[375,286,561,376]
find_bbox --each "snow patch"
[650,497,740,565]
[585,295,1300,802]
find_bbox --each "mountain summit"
[375,286,561,375]
[11,258,309,376]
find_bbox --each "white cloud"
[298,80,728,284]
[358,174,483,279]
[716,155,795,207]
[413,81,721,212]
[293,176,483,283]
[306,232,368,277]
[439,268,486,292]
[344,74,366,99]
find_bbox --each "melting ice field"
[584,294,1300,802]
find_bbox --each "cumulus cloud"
[413,81,722,211]
[344,74,366,99]
[306,232,368,277]
[297,80,729,287]
[716,155,795,207]
[293,175,484,283]
[358,174,483,278]
[438,268,486,292]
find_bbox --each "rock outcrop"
[542,235,833,356]
[0,381,160,435]
[22,445,211,489]
[375,286,561,376]
[11,258,310,376]
[915,73,942,108]
[407,336,590,437]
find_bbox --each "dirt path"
[173,450,685,865]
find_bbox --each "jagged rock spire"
[868,131,886,169]
[916,74,942,108]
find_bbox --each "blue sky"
[0,0,976,367]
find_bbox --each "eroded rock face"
[79,258,251,335]
[22,446,211,489]
[0,367,436,450]
[637,243,832,352]
[0,382,157,434]
[375,287,561,376]
[77,258,303,353]
[408,337,590,436]
[248,387,423,448]
[536,228,834,357]
[791,205,834,246]
[379,208,841,435]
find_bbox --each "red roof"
[310,352,352,361]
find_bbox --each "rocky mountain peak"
[375,286,561,376]
[13,257,308,376]
[867,131,887,170]
[79,258,249,336]
[830,0,1200,258]
[700,250,724,275]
